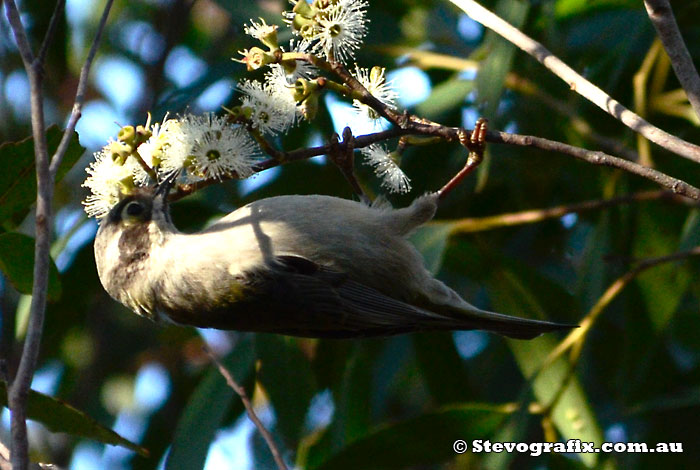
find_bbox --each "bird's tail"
[429,306,576,339]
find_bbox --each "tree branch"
[488,130,700,200]
[643,0,700,121]
[4,1,112,469]
[170,123,700,202]
[3,0,34,65]
[5,2,52,469]
[449,0,700,163]
[203,346,288,470]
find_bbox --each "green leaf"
[554,0,640,19]
[255,334,316,447]
[475,0,528,119]
[489,269,603,468]
[0,381,147,456]
[309,404,509,470]
[165,335,256,470]
[634,209,690,331]
[409,222,455,274]
[0,127,84,229]
[474,0,528,189]
[415,78,473,119]
[0,232,62,301]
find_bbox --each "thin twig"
[536,246,700,381]
[37,0,66,66]
[449,0,700,163]
[525,246,700,421]
[378,46,641,161]
[49,0,115,178]
[644,0,700,121]
[203,346,288,470]
[449,190,691,234]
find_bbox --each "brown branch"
[5,2,52,469]
[488,130,700,200]
[203,346,288,470]
[644,0,700,121]
[449,0,700,164]
[171,122,700,202]
[3,1,113,469]
[449,190,691,234]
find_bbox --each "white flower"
[353,65,398,119]
[239,79,297,134]
[155,117,193,175]
[244,18,278,41]
[311,0,368,63]
[191,126,260,180]
[160,113,261,181]
[360,144,411,194]
[82,142,137,219]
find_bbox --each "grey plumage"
[94,184,574,339]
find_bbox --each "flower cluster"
[83,0,412,219]
[352,65,398,119]
[360,144,412,194]
[82,113,260,219]
[285,0,369,64]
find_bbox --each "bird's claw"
[438,118,488,201]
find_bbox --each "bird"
[93,175,575,339]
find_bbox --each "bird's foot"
[437,118,488,200]
[329,127,370,204]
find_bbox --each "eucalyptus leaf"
[0,381,147,456]
[0,127,84,229]
[310,404,509,470]
[0,232,62,301]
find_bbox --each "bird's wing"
[264,255,449,337]
[203,255,573,339]
[267,256,574,338]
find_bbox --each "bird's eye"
[121,201,145,221]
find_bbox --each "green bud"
[117,176,136,195]
[293,0,315,18]
[134,124,152,146]
[238,47,276,71]
[298,21,316,39]
[292,14,315,35]
[293,78,314,102]
[239,106,254,120]
[260,30,278,52]
[118,126,136,146]
[109,141,131,165]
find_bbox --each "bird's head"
[93,173,178,318]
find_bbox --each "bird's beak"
[151,171,180,222]
[154,170,179,204]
